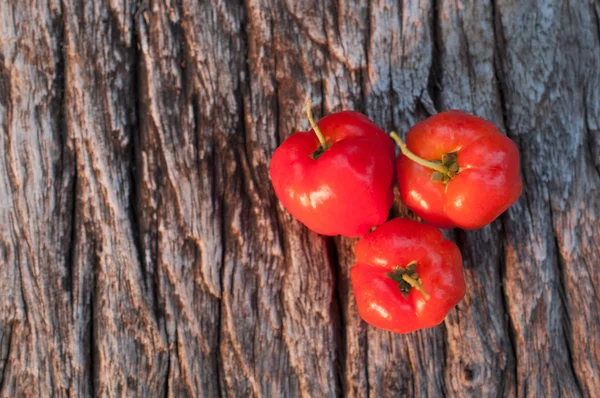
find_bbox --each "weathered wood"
[1,0,599,397]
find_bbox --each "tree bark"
[1,0,599,397]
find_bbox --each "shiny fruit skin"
[397,110,522,229]
[350,218,465,334]
[270,111,395,237]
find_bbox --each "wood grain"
[0,0,598,396]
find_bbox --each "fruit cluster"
[269,101,522,334]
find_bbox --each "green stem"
[389,131,447,174]
[401,274,431,300]
[306,100,328,150]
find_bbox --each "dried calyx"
[387,261,431,300]
[430,152,459,183]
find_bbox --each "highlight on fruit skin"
[392,110,523,230]
[350,218,466,334]
[269,100,396,237]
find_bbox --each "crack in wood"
[498,219,518,394]
[129,11,148,295]
[428,0,442,112]
[549,205,585,397]
[326,237,345,397]
[0,322,15,394]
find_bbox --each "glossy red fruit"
[393,110,522,229]
[350,218,465,334]
[269,101,395,237]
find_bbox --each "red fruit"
[269,101,395,237]
[393,110,522,230]
[350,218,465,334]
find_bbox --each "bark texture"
[1,0,599,397]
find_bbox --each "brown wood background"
[1,0,599,396]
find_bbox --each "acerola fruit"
[351,218,465,334]
[393,110,522,229]
[270,101,395,237]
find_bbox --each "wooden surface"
[1,0,599,396]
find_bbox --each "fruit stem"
[389,131,447,174]
[306,100,329,150]
[401,274,431,300]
